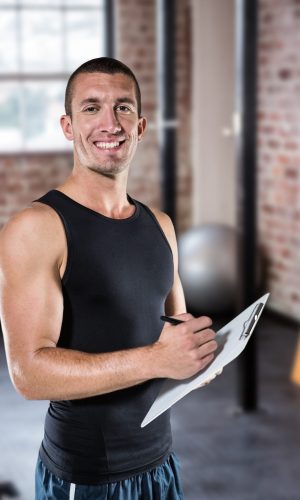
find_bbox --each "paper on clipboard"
[141,293,270,428]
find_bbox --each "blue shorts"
[35,453,184,499]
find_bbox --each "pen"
[160,315,184,325]
[160,315,212,334]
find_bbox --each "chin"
[87,164,128,176]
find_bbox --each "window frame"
[0,0,109,154]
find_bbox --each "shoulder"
[147,207,176,241]
[146,207,178,267]
[0,203,64,273]
[0,202,60,246]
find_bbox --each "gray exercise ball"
[178,224,239,315]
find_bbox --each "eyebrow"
[115,97,137,108]
[79,96,137,108]
[79,97,100,107]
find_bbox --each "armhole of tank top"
[34,201,73,286]
[54,207,73,286]
[139,202,174,261]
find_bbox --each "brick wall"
[257,0,300,320]
[0,153,72,225]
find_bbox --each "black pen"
[161,315,212,334]
[160,315,184,325]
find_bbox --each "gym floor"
[0,311,300,500]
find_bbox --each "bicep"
[150,208,186,315]
[0,212,64,383]
[1,264,63,356]
[165,272,186,316]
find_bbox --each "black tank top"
[35,189,174,485]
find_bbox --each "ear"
[137,116,147,142]
[60,115,74,141]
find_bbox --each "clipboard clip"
[239,303,264,340]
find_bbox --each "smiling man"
[62,68,145,177]
[0,58,218,500]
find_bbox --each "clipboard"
[141,292,270,428]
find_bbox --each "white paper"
[141,293,270,427]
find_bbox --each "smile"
[94,140,125,150]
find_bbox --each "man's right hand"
[154,313,218,380]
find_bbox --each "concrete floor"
[0,311,300,500]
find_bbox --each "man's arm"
[0,206,217,401]
[151,209,222,385]
[150,209,186,316]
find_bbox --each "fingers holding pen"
[172,315,217,351]
[185,315,213,333]
[194,327,217,349]
[165,314,212,332]
[195,335,218,371]
[161,314,216,351]
[156,314,218,379]
[190,326,218,367]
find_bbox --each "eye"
[84,106,98,113]
[116,105,132,113]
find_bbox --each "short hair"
[64,57,142,118]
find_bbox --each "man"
[0,58,218,499]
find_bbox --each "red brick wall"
[0,154,72,225]
[257,0,300,320]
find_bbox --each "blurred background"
[0,0,300,499]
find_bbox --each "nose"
[99,107,122,134]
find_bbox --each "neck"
[57,164,133,219]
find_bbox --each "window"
[0,0,106,152]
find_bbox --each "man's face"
[60,72,146,176]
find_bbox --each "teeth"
[95,141,120,149]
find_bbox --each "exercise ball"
[178,224,238,315]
